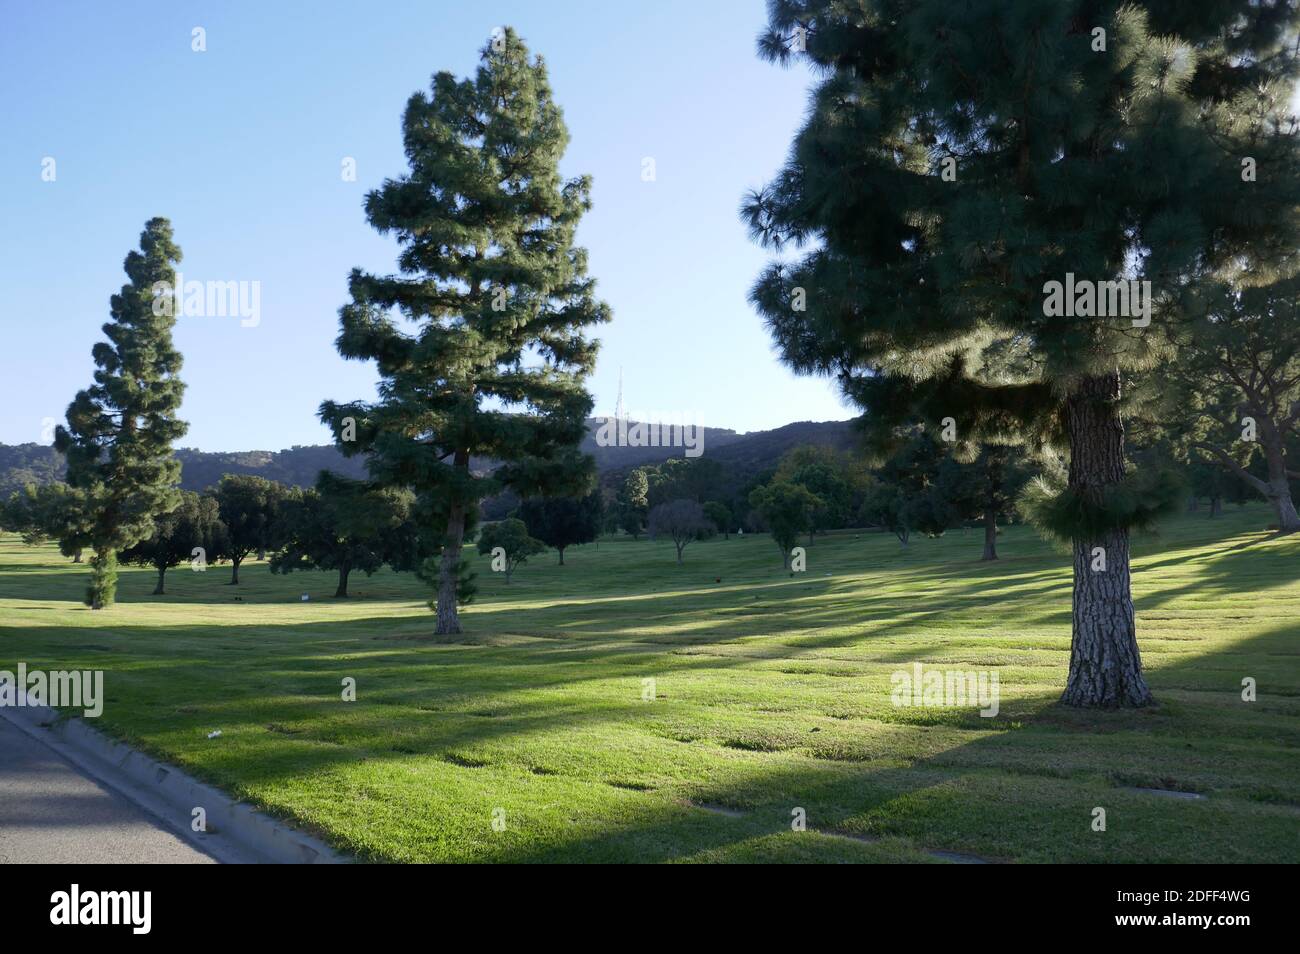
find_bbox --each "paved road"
[0,715,216,864]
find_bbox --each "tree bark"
[1060,373,1153,708]
[72,549,83,563]
[1209,495,1222,517]
[229,555,242,585]
[1261,435,1300,532]
[335,564,351,598]
[153,566,166,596]
[434,450,470,636]
[557,547,565,566]
[981,506,998,561]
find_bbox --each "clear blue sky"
[0,0,853,452]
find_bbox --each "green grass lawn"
[2,506,1297,863]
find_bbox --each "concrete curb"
[0,691,349,864]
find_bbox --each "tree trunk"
[229,555,242,585]
[335,564,351,598]
[1261,436,1300,532]
[1060,373,1153,708]
[676,542,685,563]
[557,547,565,566]
[257,547,266,561]
[1209,495,1222,517]
[153,566,166,596]
[1186,495,1200,513]
[435,500,467,635]
[72,549,83,563]
[981,506,998,561]
[435,450,471,636]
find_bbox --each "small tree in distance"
[214,475,293,584]
[518,492,602,565]
[120,491,226,595]
[748,481,821,568]
[648,499,710,564]
[270,474,415,598]
[703,501,733,540]
[477,518,546,583]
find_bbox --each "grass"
[1,505,1297,863]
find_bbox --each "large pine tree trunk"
[434,502,466,635]
[1060,373,1153,709]
[435,451,471,636]
[981,506,998,561]
[1260,436,1300,533]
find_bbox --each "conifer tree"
[55,219,188,608]
[322,28,609,634]
[745,1,1299,707]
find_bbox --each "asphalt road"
[0,715,216,864]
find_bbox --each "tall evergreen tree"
[745,1,1299,707]
[54,218,188,608]
[321,27,609,634]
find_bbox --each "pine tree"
[322,27,609,634]
[745,1,1299,707]
[55,218,188,608]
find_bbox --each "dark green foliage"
[477,517,547,582]
[702,501,733,539]
[1162,277,1300,530]
[1020,466,1186,543]
[748,480,822,567]
[213,474,296,584]
[932,444,1035,558]
[1,482,94,558]
[860,431,952,545]
[119,491,226,595]
[54,218,188,608]
[270,473,423,598]
[744,0,1299,707]
[0,444,65,497]
[774,444,870,536]
[518,491,602,565]
[320,27,608,634]
[616,469,649,538]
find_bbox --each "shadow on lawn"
[3,516,1296,862]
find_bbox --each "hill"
[0,418,859,494]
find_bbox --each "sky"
[0,0,855,452]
